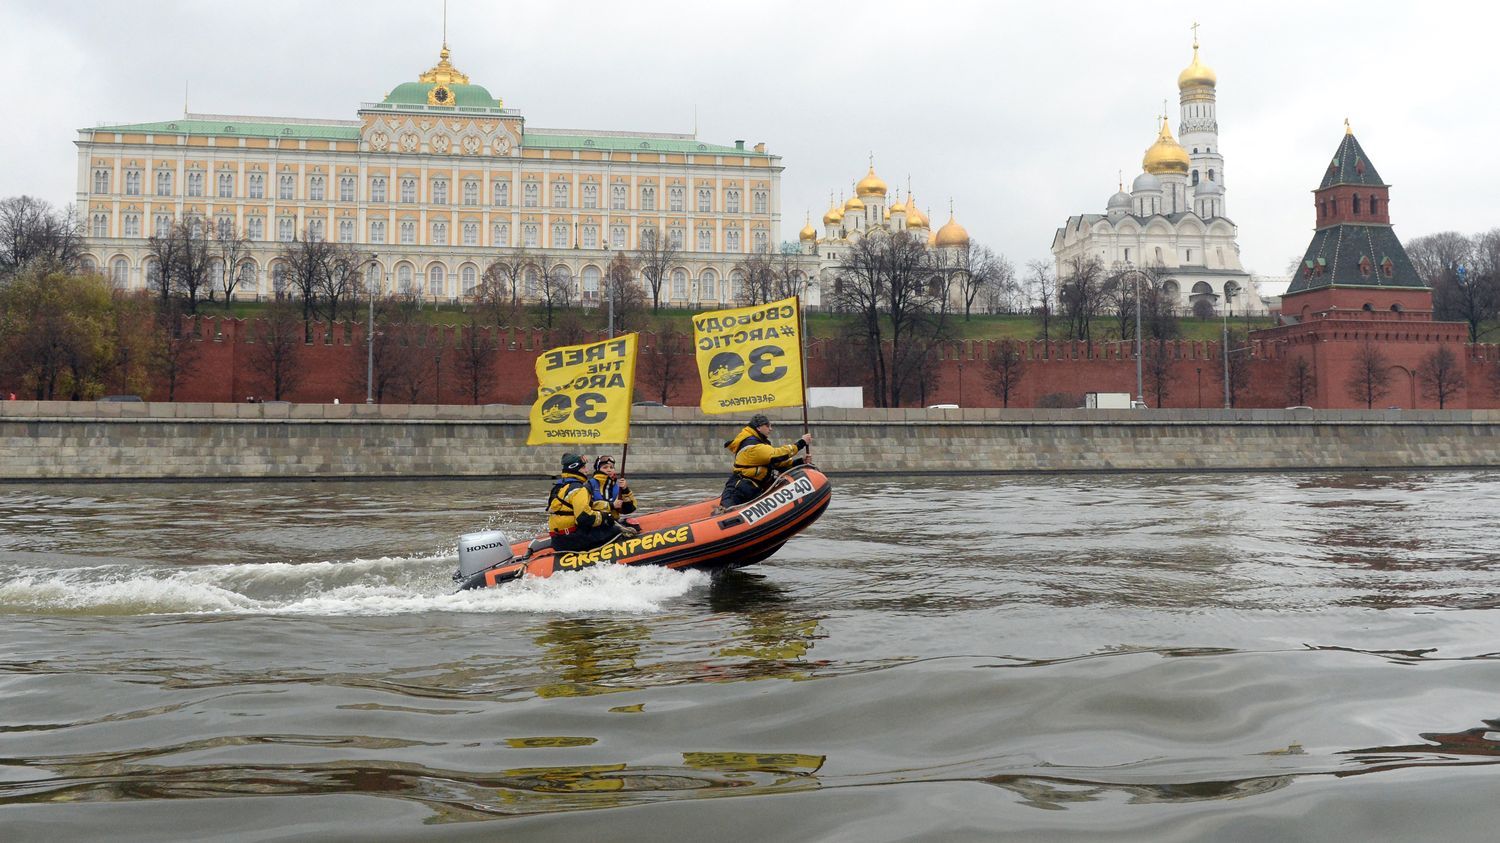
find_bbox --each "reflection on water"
[3,471,1500,837]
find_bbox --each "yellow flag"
[527,334,637,446]
[693,296,804,415]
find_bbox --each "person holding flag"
[691,295,819,511]
[718,414,813,510]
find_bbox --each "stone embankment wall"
[4,401,1500,481]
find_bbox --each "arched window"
[552,181,569,208]
[111,257,130,287]
[363,262,380,294]
[432,179,448,205]
[1370,196,1380,215]
[699,269,718,301]
[696,228,712,251]
[463,180,478,205]
[432,221,448,245]
[370,176,386,202]
[428,264,446,296]
[400,178,416,203]
[92,169,110,193]
[726,189,741,214]
[524,266,540,296]
[397,263,413,293]
[271,262,289,294]
[640,186,656,211]
[91,214,108,238]
[309,175,324,201]
[1352,194,1361,214]
[697,188,713,213]
[340,176,355,202]
[668,186,685,212]
[672,269,688,299]
[611,184,626,210]
[731,270,746,301]
[239,261,259,294]
[461,264,478,296]
[726,229,742,252]
[1155,246,1163,263]
[339,219,354,243]
[218,172,234,198]
[1192,170,1200,186]
[581,265,601,298]
[494,180,509,206]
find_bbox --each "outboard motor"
[455,530,514,582]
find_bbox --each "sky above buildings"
[2,0,1491,285]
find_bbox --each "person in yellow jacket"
[719,414,812,509]
[548,453,623,552]
[590,455,640,528]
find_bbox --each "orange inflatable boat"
[454,466,832,590]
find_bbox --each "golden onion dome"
[935,213,969,247]
[905,197,929,228]
[1177,42,1216,89]
[856,165,888,197]
[844,194,866,211]
[799,216,817,241]
[1143,117,1190,175]
[822,198,843,225]
[888,196,907,214]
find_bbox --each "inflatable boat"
[454,466,832,590]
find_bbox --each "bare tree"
[1058,255,1107,342]
[1406,231,1474,287]
[985,339,1027,407]
[0,196,84,280]
[279,230,334,330]
[212,222,252,307]
[534,253,575,330]
[1145,340,1175,408]
[733,250,776,305]
[603,251,647,334]
[152,297,201,400]
[1416,345,1465,409]
[352,293,424,403]
[1345,342,1392,408]
[1285,356,1317,406]
[947,241,1011,320]
[477,256,524,326]
[634,226,679,312]
[249,297,304,400]
[450,317,496,404]
[832,230,944,407]
[638,323,692,404]
[1026,260,1055,343]
[317,245,371,325]
[1223,329,1254,408]
[145,221,188,304]
[771,244,810,301]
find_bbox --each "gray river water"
[2,471,1499,841]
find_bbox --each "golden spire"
[419,43,470,85]
[1345,117,1353,135]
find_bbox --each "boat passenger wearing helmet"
[719,414,812,509]
[548,453,620,552]
[590,455,639,524]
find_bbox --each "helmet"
[594,455,615,472]
[561,453,585,472]
[748,414,771,429]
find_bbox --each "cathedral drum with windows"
[1051,32,1267,316]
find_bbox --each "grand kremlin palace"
[75,46,806,307]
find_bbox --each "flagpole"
[796,294,811,461]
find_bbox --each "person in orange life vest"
[589,455,641,535]
[719,413,812,508]
[547,453,620,552]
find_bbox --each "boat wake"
[0,555,709,617]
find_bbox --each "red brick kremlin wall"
[143,316,1500,410]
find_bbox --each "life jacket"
[546,472,595,533]
[726,425,781,484]
[590,471,637,515]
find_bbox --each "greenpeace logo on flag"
[740,475,816,525]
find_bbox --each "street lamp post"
[1124,264,1146,407]
[364,257,381,405]
[1221,288,1235,409]
[603,242,614,339]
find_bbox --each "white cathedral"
[1051,35,1267,316]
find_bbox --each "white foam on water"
[0,556,709,617]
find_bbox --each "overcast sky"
[2,0,1491,283]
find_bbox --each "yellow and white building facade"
[76,45,789,307]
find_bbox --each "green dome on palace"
[382,81,500,109]
[380,46,501,110]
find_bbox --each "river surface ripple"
[1,471,1499,841]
